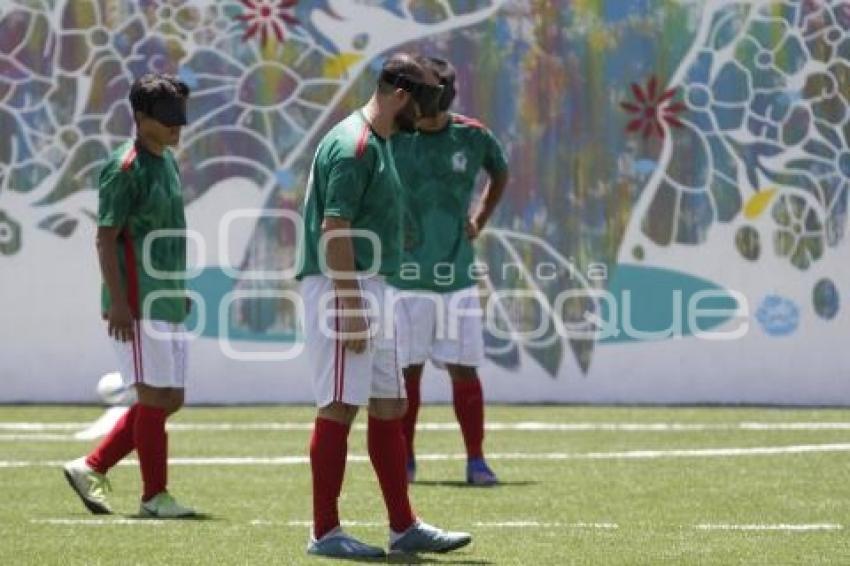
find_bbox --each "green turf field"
[1,405,849,565]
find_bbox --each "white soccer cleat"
[63,457,113,515]
[307,527,386,558]
[390,519,472,554]
[139,492,196,519]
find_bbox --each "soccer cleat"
[63,457,113,515]
[466,457,498,486]
[139,492,196,518]
[307,527,386,558]
[389,520,472,554]
[406,456,416,483]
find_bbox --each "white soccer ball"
[96,372,136,406]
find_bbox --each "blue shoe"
[307,527,386,559]
[406,456,416,483]
[466,457,498,486]
[389,520,472,554]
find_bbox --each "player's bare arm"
[468,168,509,239]
[322,216,369,354]
[96,226,134,343]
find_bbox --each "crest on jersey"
[452,151,468,173]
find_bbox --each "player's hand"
[339,296,369,354]
[107,302,135,343]
[466,218,481,240]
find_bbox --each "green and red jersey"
[98,140,188,323]
[296,111,404,279]
[388,114,508,293]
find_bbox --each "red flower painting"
[620,75,685,139]
[236,0,299,46]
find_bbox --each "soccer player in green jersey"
[63,74,197,518]
[389,57,510,486]
[296,53,472,558]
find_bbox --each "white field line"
[31,518,618,530]
[0,434,79,441]
[31,518,166,526]
[5,443,850,468]
[31,519,840,532]
[473,521,618,529]
[4,421,850,436]
[695,523,843,532]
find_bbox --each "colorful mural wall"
[1,0,849,403]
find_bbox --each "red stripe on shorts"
[334,296,341,402]
[339,342,345,403]
[136,321,144,383]
[121,228,140,318]
[130,322,140,383]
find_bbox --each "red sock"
[368,416,415,533]
[86,404,138,474]
[310,418,350,540]
[452,378,485,460]
[134,404,168,502]
[402,376,421,461]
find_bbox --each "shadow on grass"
[124,512,218,521]
[304,554,492,565]
[411,480,538,489]
[387,555,493,565]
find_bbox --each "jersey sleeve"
[481,128,509,176]
[324,145,372,221]
[97,160,136,228]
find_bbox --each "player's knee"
[166,391,184,415]
[403,365,424,381]
[368,398,407,420]
[447,364,478,381]
[136,384,182,412]
[318,402,358,424]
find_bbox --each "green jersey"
[296,111,404,279]
[98,140,188,323]
[388,114,508,293]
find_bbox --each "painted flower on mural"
[235,0,299,46]
[0,0,201,243]
[620,75,685,139]
[137,0,218,43]
[772,193,824,270]
[734,18,807,90]
[56,0,186,77]
[56,0,194,181]
[784,117,850,247]
[0,7,55,109]
[632,0,850,270]
[800,0,850,64]
[0,4,57,187]
[176,35,321,197]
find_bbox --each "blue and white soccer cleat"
[307,527,386,559]
[389,520,472,554]
[466,457,498,486]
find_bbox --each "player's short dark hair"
[129,73,191,117]
[377,53,426,95]
[417,56,457,111]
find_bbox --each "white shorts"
[111,320,187,389]
[300,275,405,408]
[396,287,484,369]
